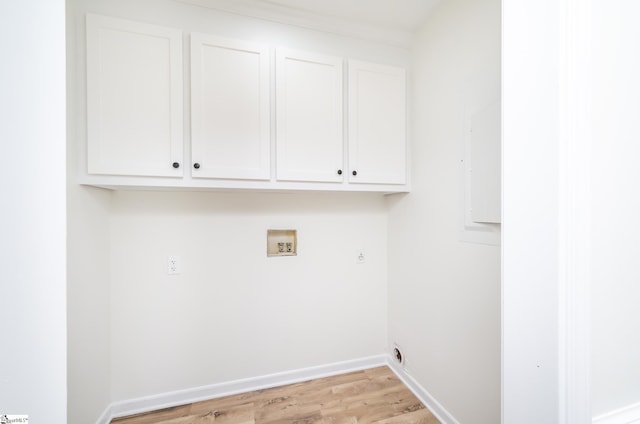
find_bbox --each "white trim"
[97,355,386,423]
[558,0,592,423]
[174,0,412,47]
[593,402,640,424]
[96,354,462,424]
[386,360,461,424]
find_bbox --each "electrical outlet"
[356,249,365,264]
[168,256,181,275]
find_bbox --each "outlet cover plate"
[168,255,181,275]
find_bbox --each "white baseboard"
[97,354,460,424]
[593,401,640,424]
[95,406,112,424]
[97,355,387,424]
[386,360,461,424]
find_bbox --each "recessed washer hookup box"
[267,229,297,257]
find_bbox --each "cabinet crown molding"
[174,0,413,47]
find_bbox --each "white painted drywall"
[502,0,564,422]
[109,191,388,400]
[591,0,640,417]
[66,1,114,422]
[386,0,501,423]
[66,186,112,424]
[0,1,67,422]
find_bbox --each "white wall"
[591,0,640,417]
[67,0,403,409]
[502,0,562,422]
[387,1,501,423]
[109,191,388,400]
[66,1,114,422]
[0,1,67,422]
[67,186,112,424]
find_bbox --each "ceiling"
[257,0,442,32]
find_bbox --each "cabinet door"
[348,61,406,185]
[191,34,270,180]
[86,14,183,177]
[276,49,343,182]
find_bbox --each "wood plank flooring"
[111,366,440,424]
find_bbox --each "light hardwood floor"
[111,366,440,424]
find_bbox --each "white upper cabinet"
[86,14,183,177]
[191,34,271,180]
[276,49,344,183]
[348,60,406,185]
[81,14,408,192]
